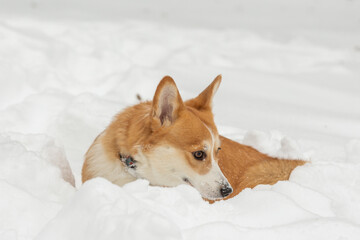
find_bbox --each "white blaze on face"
[134,123,232,200]
[190,123,232,200]
[135,146,191,187]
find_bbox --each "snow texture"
[0,0,360,239]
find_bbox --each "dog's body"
[218,136,305,199]
[82,76,305,200]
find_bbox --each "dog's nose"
[220,185,233,198]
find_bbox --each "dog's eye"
[216,147,221,154]
[193,151,206,160]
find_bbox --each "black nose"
[220,185,233,198]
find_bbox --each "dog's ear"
[151,76,185,127]
[185,75,222,111]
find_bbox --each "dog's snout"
[220,185,233,198]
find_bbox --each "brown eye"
[193,151,206,160]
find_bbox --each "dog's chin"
[195,187,225,200]
[182,177,225,200]
[200,193,224,201]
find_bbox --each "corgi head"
[134,75,232,200]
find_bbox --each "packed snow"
[0,0,360,239]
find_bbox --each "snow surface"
[0,0,360,239]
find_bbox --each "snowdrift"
[1,0,360,239]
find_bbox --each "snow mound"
[0,133,75,199]
[0,133,75,240]
[242,130,305,160]
[37,178,360,240]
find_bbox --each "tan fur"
[82,75,306,201]
[218,136,306,200]
[82,75,230,200]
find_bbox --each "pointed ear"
[185,75,222,111]
[151,76,184,127]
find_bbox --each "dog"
[82,75,305,201]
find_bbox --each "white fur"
[85,134,136,186]
[85,124,230,200]
[134,146,187,187]
[130,124,231,200]
[190,123,231,200]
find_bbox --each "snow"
[0,0,360,239]
[36,178,360,240]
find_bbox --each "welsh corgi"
[82,75,305,200]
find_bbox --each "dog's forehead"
[171,109,220,147]
[203,125,221,152]
[174,116,212,140]
[187,107,219,135]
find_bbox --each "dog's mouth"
[182,177,232,200]
[182,177,193,187]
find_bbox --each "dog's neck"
[103,102,153,162]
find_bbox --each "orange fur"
[82,75,306,201]
[218,136,305,199]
